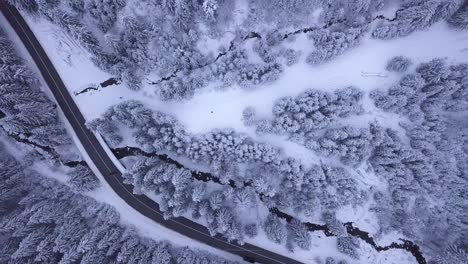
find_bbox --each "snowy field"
[20,12,468,161]
[22,16,468,136]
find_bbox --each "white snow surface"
[0,133,242,262]
[3,13,244,262]
[166,23,468,135]
[22,15,468,136]
[17,11,468,264]
[65,117,244,263]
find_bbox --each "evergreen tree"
[67,165,100,192]
[306,27,365,65]
[7,0,39,13]
[449,5,468,29]
[287,219,311,250]
[386,56,412,72]
[308,125,372,166]
[85,0,126,33]
[244,223,258,238]
[263,214,286,244]
[372,0,463,39]
[336,236,360,259]
[0,145,237,264]
[202,0,218,22]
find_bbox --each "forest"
[0,21,236,264]
[90,59,468,260]
[2,0,468,263]
[0,144,236,264]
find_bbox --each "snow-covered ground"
[0,129,244,262]
[21,14,468,135]
[164,23,468,135]
[13,9,468,264]
[245,233,348,264]
[59,115,245,263]
[142,181,355,264]
[21,10,468,172]
[1,12,245,262]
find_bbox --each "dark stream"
[2,130,59,159]
[76,8,439,262]
[75,77,121,95]
[63,160,87,167]
[111,145,427,264]
[113,146,238,187]
[0,109,88,168]
[147,7,406,86]
[148,31,262,85]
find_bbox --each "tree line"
[0,144,238,264]
[0,26,99,192]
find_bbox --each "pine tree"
[263,214,286,244]
[234,188,255,208]
[67,0,85,13]
[386,56,412,72]
[449,5,468,29]
[191,183,206,202]
[67,165,100,192]
[336,236,360,259]
[215,207,234,233]
[373,0,463,39]
[12,227,48,259]
[244,223,258,238]
[202,0,218,22]
[209,191,224,210]
[152,243,172,264]
[85,0,126,33]
[287,219,311,250]
[7,0,39,13]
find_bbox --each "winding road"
[0,3,302,264]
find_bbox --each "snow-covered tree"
[85,0,126,33]
[308,125,372,166]
[287,219,311,250]
[386,56,412,72]
[244,223,258,238]
[191,183,206,202]
[52,12,99,51]
[0,148,122,264]
[67,164,100,192]
[322,211,347,237]
[209,191,224,210]
[337,236,360,259]
[449,5,468,29]
[258,87,363,137]
[242,106,257,127]
[433,245,468,264]
[0,30,72,160]
[7,0,39,13]
[245,0,319,29]
[87,118,122,146]
[306,27,365,65]
[233,187,255,208]
[202,0,218,22]
[215,207,234,233]
[263,214,286,244]
[372,0,463,39]
[67,0,85,13]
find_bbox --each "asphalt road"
[0,3,303,264]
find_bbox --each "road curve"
[0,3,303,264]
